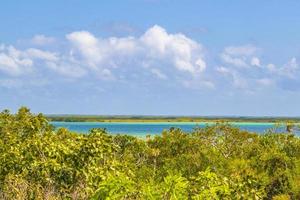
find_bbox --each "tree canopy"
[0,107,299,199]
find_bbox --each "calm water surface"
[50,122,294,137]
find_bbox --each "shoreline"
[46,115,300,123]
[50,121,288,125]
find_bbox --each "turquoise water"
[50,122,293,137]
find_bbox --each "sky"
[1,0,300,116]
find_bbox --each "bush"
[0,107,299,199]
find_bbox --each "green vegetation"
[1,107,300,199]
[47,114,300,123]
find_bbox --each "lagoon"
[50,121,292,137]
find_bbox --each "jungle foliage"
[0,107,300,199]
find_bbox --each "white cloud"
[220,53,247,67]
[46,61,87,78]
[25,48,59,61]
[66,31,102,67]
[0,53,24,76]
[0,45,62,77]
[221,44,259,68]
[8,26,300,93]
[195,59,206,72]
[0,45,33,76]
[66,25,206,76]
[108,37,138,55]
[216,66,248,89]
[218,45,279,91]
[266,63,276,72]
[66,31,136,79]
[216,66,231,75]
[31,35,55,45]
[218,52,300,91]
[279,57,298,78]
[266,58,299,79]
[141,25,170,55]
[150,68,167,79]
[1,25,208,87]
[251,57,260,67]
[141,25,206,74]
[64,25,207,83]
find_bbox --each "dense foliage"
[0,107,300,199]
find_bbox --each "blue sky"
[1,0,300,116]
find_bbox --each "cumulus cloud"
[264,58,299,79]
[0,45,33,76]
[141,25,206,74]
[261,58,300,91]
[218,44,275,91]
[2,26,298,93]
[216,65,275,91]
[218,44,300,92]
[66,31,102,66]
[221,44,259,68]
[216,66,248,89]
[65,25,206,77]
[277,57,298,78]
[25,48,59,61]
[220,53,247,67]
[0,25,210,89]
[0,45,61,76]
[66,30,140,77]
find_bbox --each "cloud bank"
[0,25,299,93]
